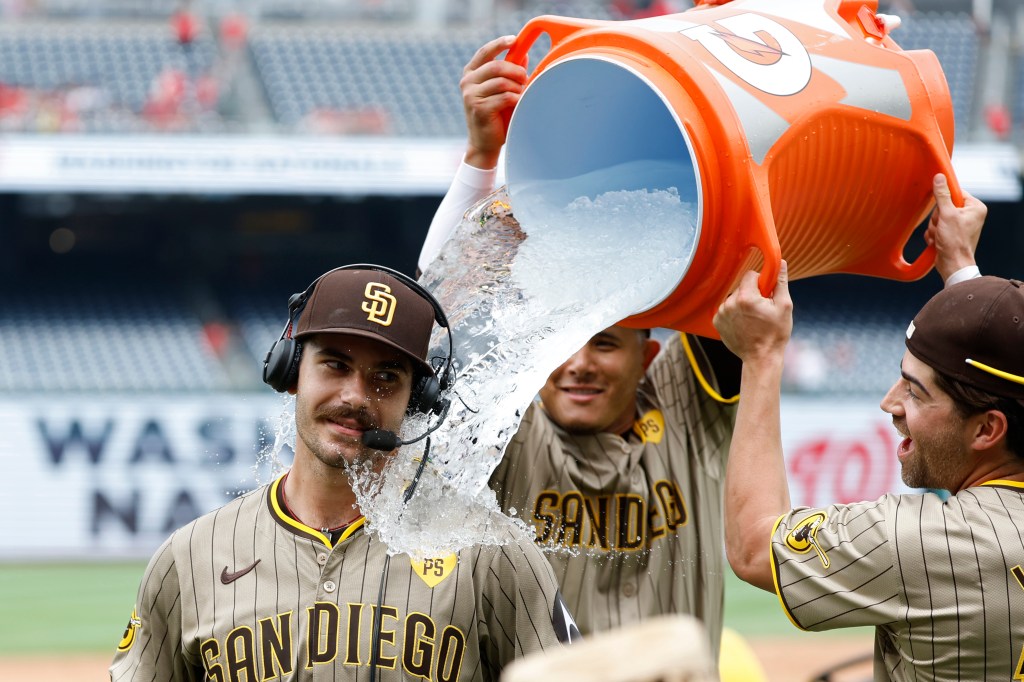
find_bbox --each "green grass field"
[0,561,146,654]
[0,560,868,655]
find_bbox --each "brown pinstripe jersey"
[772,481,1024,681]
[488,332,736,655]
[110,474,575,682]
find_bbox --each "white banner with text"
[0,393,912,559]
[0,135,1013,199]
[0,135,471,196]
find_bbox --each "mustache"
[314,404,376,430]
[891,418,909,437]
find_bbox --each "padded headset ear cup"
[409,374,441,415]
[263,338,300,392]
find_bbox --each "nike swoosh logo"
[220,559,261,585]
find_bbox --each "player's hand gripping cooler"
[502,0,964,337]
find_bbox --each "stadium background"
[0,0,1020,679]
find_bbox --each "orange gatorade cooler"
[503,0,964,338]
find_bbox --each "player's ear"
[969,408,1009,452]
[642,339,661,370]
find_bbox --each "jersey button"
[317,552,328,565]
[622,582,636,597]
[323,580,337,593]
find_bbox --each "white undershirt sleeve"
[944,265,981,288]
[418,159,498,273]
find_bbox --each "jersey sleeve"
[418,160,499,273]
[474,537,579,677]
[109,535,195,681]
[646,332,739,473]
[771,497,903,631]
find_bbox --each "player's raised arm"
[460,34,527,171]
[712,262,793,592]
[927,173,987,285]
[418,35,527,274]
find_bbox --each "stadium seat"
[892,12,980,135]
[0,21,218,131]
[0,288,232,391]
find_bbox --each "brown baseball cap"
[293,268,435,376]
[905,276,1024,399]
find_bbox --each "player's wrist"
[739,351,786,382]
[464,145,501,172]
[944,264,981,287]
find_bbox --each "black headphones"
[262,264,455,417]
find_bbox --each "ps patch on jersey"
[117,608,142,652]
[633,409,666,444]
[410,554,457,588]
[785,511,831,569]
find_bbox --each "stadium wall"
[0,393,915,560]
[0,135,1017,200]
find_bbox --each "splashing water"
[253,393,296,484]
[348,184,699,557]
[255,183,699,557]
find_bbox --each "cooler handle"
[505,15,607,73]
[750,180,783,298]
[756,240,783,298]
[689,196,781,340]
[856,152,964,281]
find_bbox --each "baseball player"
[419,35,741,655]
[712,182,1024,680]
[110,265,579,682]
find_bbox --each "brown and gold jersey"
[489,332,737,655]
[110,474,575,681]
[771,481,1024,681]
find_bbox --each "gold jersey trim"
[770,512,808,631]
[681,333,739,404]
[980,479,1024,491]
[268,475,365,548]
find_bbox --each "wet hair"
[932,370,1024,460]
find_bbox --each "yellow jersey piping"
[682,333,739,404]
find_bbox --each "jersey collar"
[267,473,365,548]
[978,479,1024,492]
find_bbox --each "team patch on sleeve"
[784,511,830,569]
[410,554,457,588]
[117,608,142,652]
[551,590,583,644]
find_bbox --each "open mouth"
[897,436,914,461]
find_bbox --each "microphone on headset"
[360,399,451,451]
[361,429,405,451]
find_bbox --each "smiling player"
[712,180,1024,679]
[110,265,578,682]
